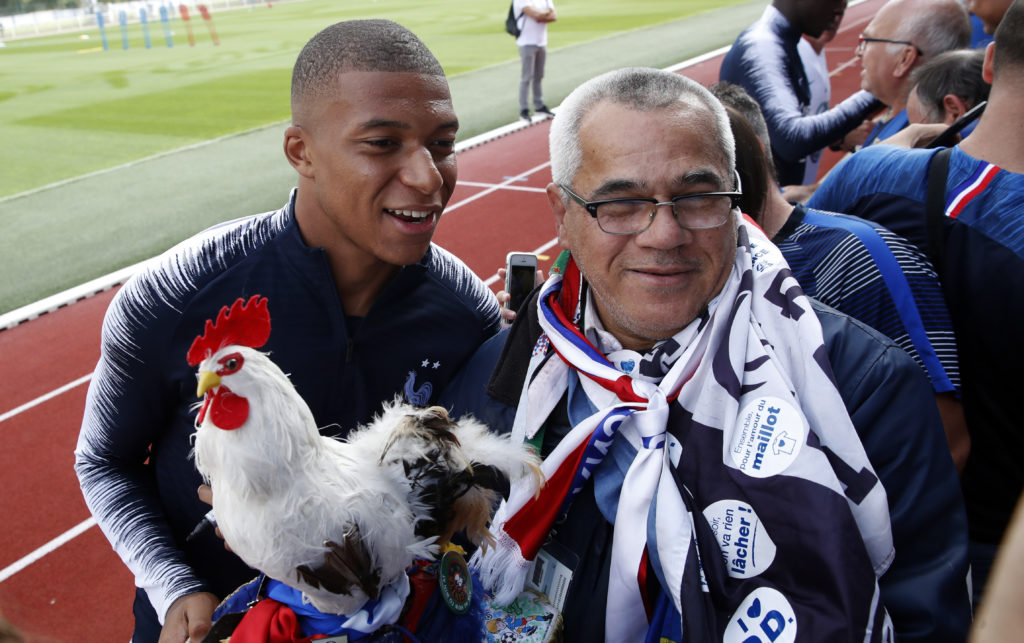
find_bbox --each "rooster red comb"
[187,295,271,366]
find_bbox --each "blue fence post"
[159,6,173,48]
[140,8,152,49]
[118,10,128,50]
[97,11,109,51]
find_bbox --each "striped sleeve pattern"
[74,208,289,621]
[778,212,959,394]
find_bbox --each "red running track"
[0,3,879,639]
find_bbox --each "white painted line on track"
[458,181,548,193]
[445,161,552,214]
[0,374,92,424]
[0,517,96,583]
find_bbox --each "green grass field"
[0,0,743,197]
[0,0,760,315]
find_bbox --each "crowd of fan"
[721,0,1023,639]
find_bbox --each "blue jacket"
[442,295,970,642]
[810,144,1024,546]
[74,190,501,635]
[719,5,879,185]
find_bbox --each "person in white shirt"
[513,0,557,120]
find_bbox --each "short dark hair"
[291,20,444,109]
[909,49,989,122]
[993,0,1024,77]
[724,106,771,225]
[708,82,772,163]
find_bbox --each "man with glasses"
[438,67,962,641]
[720,0,880,186]
[856,0,971,146]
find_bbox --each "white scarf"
[473,213,894,641]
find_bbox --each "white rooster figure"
[187,295,542,617]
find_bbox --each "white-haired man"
[856,0,972,145]
[441,67,931,641]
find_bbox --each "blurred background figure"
[808,0,1024,607]
[797,21,872,182]
[514,0,557,121]
[906,48,989,135]
[720,0,880,186]
[967,0,1013,34]
[856,0,972,146]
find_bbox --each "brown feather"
[294,527,381,601]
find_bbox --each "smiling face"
[549,100,737,351]
[287,70,458,277]
[857,3,914,103]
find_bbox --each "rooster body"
[188,296,542,618]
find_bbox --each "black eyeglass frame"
[558,183,742,235]
[857,34,923,56]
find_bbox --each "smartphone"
[505,252,539,314]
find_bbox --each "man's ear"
[893,45,919,79]
[284,125,315,179]
[941,94,969,124]
[547,183,569,245]
[982,41,995,84]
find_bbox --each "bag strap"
[925,147,953,275]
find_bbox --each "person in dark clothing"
[443,66,937,642]
[809,0,1024,607]
[719,0,880,185]
[74,20,500,643]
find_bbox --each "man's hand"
[838,120,875,152]
[496,267,545,323]
[158,591,219,643]
[780,182,819,204]
[197,484,229,548]
[879,123,951,149]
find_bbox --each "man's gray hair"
[291,19,444,109]
[893,0,971,58]
[549,67,735,189]
[909,49,989,123]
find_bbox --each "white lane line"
[0,517,96,583]
[459,181,548,193]
[445,161,552,214]
[0,373,92,424]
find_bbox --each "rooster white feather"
[187,296,542,618]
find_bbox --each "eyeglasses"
[559,183,741,235]
[857,34,922,56]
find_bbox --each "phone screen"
[506,257,537,313]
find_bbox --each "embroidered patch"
[403,370,434,406]
[438,549,472,614]
[703,499,777,578]
[729,396,805,477]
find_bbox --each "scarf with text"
[473,213,895,641]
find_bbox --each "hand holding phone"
[504,252,539,316]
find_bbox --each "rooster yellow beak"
[197,370,221,397]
